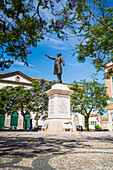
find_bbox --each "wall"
[89,117,100,130]
[100,121,108,130]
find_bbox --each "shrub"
[95,124,101,130]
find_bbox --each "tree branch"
[86,5,113,32]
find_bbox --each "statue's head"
[57,52,61,57]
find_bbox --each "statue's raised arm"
[45,54,56,60]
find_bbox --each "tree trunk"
[36,112,38,126]
[23,115,27,131]
[86,114,89,131]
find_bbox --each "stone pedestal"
[45,83,73,132]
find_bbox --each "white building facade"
[72,112,85,129]
[88,116,101,130]
[0,71,40,130]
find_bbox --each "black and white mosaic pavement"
[0,132,113,169]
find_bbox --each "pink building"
[105,63,113,131]
[100,117,108,130]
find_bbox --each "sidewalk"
[0,131,113,169]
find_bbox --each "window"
[91,121,96,125]
[104,123,106,127]
[15,76,20,82]
[74,115,79,125]
[109,98,113,104]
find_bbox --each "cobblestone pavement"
[0,131,113,169]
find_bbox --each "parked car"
[34,126,42,131]
[3,126,10,130]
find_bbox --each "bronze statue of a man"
[45,52,65,83]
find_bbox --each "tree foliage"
[0,0,76,70]
[73,0,113,72]
[70,77,109,131]
[0,85,38,130]
[0,79,55,130]
[0,87,8,114]
[32,79,55,117]
[0,0,112,72]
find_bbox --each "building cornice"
[0,79,32,87]
[0,71,33,82]
[106,62,113,68]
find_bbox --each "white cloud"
[45,36,64,45]
[40,8,54,21]
[68,63,83,67]
[38,36,68,49]
[40,1,65,21]
[49,44,67,50]
[14,61,35,67]
[20,67,39,73]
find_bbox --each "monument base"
[45,83,74,133]
[45,118,73,132]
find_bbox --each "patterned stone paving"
[0,131,113,169]
[49,152,113,170]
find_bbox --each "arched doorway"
[11,112,18,127]
[0,114,5,129]
[23,113,30,130]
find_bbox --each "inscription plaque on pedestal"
[58,99,68,115]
